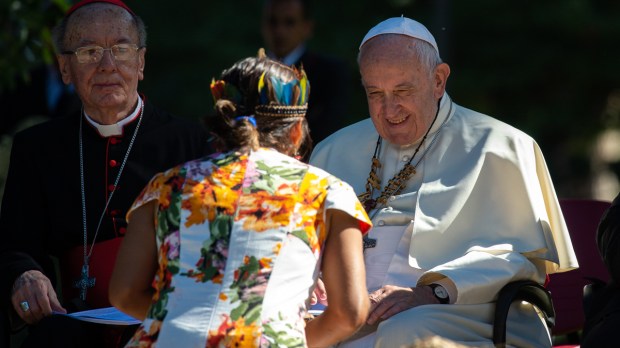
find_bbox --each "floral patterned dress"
[124,148,371,348]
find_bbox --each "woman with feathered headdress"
[111,50,371,347]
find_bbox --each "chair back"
[547,199,611,335]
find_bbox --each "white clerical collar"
[84,97,143,137]
[268,44,306,67]
[431,93,452,134]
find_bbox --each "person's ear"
[290,119,304,149]
[57,55,72,85]
[433,62,451,99]
[138,47,146,81]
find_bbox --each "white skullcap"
[359,16,439,55]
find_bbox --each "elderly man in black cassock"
[0,0,210,346]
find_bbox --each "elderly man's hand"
[11,270,66,324]
[366,284,436,325]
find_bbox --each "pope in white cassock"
[309,17,578,348]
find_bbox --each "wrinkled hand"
[309,277,328,306]
[366,285,436,325]
[11,270,66,324]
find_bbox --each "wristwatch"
[429,284,450,304]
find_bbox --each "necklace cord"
[360,98,451,217]
[79,104,144,266]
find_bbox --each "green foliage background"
[1,0,70,92]
[3,0,620,198]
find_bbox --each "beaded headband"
[210,61,310,119]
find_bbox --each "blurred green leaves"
[0,0,69,93]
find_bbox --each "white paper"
[63,307,140,325]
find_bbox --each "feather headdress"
[210,49,310,118]
[210,78,241,105]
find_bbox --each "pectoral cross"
[73,263,96,301]
[363,236,377,251]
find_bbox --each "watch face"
[433,285,449,299]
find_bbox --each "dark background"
[3,0,620,200]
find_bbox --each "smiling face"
[359,35,450,146]
[57,4,145,123]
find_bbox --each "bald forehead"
[68,3,133,24]
[64,4,136,44]
[360,34,419,63]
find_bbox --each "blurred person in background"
[582,192,620,348]
[261,0,351,147]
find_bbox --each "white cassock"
[309,94,577,348]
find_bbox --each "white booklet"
[61,307,140,325]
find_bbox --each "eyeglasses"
[62,44,142,64]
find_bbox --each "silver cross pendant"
[73,264,96,301]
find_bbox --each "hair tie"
[234,115,257,127]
